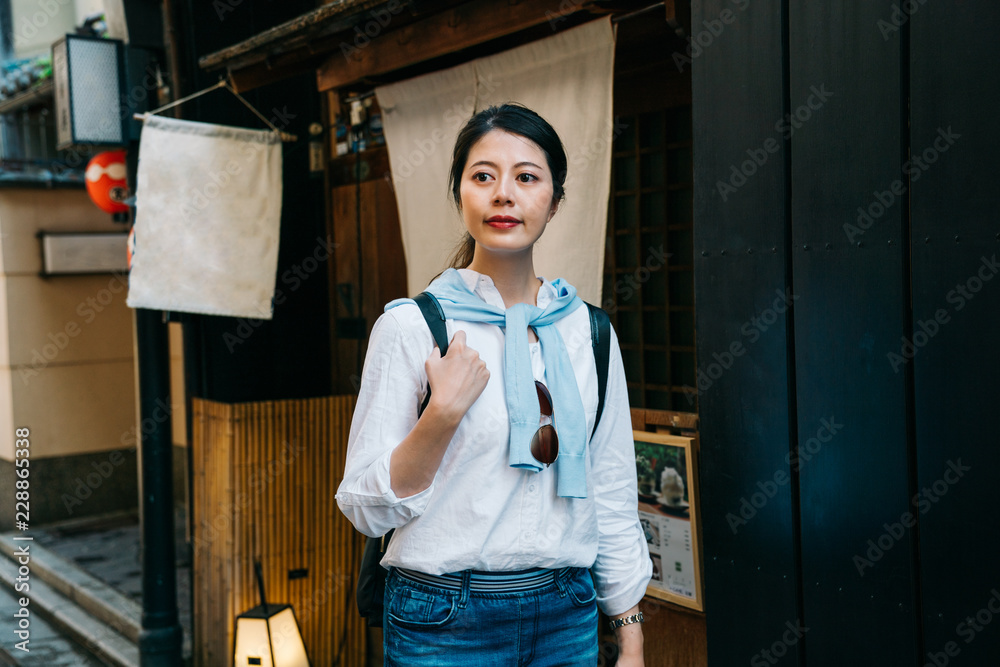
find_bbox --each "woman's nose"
[492,178,513,204]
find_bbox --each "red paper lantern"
[85,150,129,214]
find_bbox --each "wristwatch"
[608,611,644,630]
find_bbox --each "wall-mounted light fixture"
[52,34,127,150]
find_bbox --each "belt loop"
[554,568,569,597]
[458,570,471,608]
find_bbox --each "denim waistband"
[394,567,569,592]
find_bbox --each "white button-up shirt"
[336,270,652,615]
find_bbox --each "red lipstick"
[486,215,521,229]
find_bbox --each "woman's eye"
[473,172,490,182]
[517,173,537,183]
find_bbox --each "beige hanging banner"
[127,115,283,318]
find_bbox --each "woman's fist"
[424,329,490,422]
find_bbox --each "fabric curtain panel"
[377,18,616,303]
[376,62,477,291]
[127,115,283,319]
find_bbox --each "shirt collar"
[456,268,556,310]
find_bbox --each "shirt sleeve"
[335,307,437,537]
[589,326,654,616]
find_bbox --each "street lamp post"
[134,306,184,665]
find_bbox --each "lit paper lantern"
[233,605,310,667]
[233,561,310,667]
[85,150,129,215]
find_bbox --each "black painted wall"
[171,0,332,403]
[692,1,999,665]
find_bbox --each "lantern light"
[85,150,130,222]
[233,561,310,667]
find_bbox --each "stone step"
[0,585,105,666]
[0,536,138,667]
[0,534,142,643]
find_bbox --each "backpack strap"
[413,292,448,416]
[586,302,611,439]
[361,294,446,625]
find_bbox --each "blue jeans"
[383,567,599,666]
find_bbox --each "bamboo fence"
[192,395,366,666]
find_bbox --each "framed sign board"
[634,430,703,611]
[40,232,129,275]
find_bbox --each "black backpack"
[356,291,612,627]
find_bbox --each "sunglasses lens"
[531,424,558,466]
[535,381,553,416]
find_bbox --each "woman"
[337,103,651,666]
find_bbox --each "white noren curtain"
[376,18,616,303]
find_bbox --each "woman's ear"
[547,198,560,222]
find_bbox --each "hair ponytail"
[447,232,476,269]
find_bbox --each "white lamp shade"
[234,605,309,667]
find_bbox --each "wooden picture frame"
[634,430,704,611]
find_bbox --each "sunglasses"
[530,381,558,466]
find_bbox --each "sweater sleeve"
[335,306,437,537]
[588,326,653,615]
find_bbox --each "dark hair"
[445,103,568,270]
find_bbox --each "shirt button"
[528,484,536,492]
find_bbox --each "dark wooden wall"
[692,0,801,663]
[692,1,1000,665]
[789,2,918,662]
[327,149,409,395]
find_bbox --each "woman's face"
[459,129,559,259]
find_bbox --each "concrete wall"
[10,0,79,60]
[0,187,137,528]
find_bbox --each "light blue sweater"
[387,268,588,498]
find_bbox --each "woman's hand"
[389,329,489,498]
[617,650,645,667]
[425,330,490,421]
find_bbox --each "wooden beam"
[199,0,387,70]
[317,0,587,91]
[229,54,327,94]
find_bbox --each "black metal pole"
[135,307,184,665]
